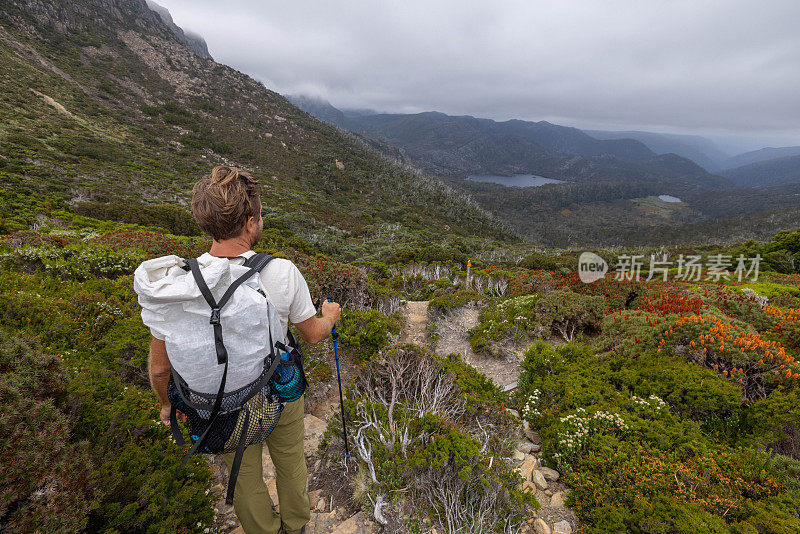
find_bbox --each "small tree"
[536,288,606,341]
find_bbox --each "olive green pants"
[220,396,309,534]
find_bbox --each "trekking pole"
[328,297,350,463]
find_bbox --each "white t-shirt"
[201,251,318,334]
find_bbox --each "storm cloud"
[156,0,800,146]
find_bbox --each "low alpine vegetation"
[318,345,535,533]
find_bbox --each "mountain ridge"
[289,95,732,191]
[584,128,731,171]
[721,146,800,171]
[0,0,513,253]
[721,154,800,187]
[144,0,211,59]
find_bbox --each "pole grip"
[326,297,338,339]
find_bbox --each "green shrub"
[562,273,645,312]
[0,332,98,532]
[429,290,485,315]
[518,340,591,384]
[75,202,201,236]
[505,269,556,297]
[514,292,800,532]
[695,284,776,331]
[468,294,542,355]
[7,243,146,280]
[747,387,800,459]
[518,251,573,271]
[300,254,369,308]
[0,265,216,531]
[317,346,534,532]
[535,287,606,341]
[92,230,194,258]
[411,426,480,478]
[306,358,332,382]
[337,308,401,363]
[53,134,127,163]
[366,278,401,314]
[70,362,215,533]
[741,281,800,300]
[438,352,505,408]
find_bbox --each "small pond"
[466,174,567,188]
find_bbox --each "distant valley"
[290,95,800,246]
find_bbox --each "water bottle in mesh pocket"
[272,330,308,403]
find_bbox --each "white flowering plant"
[629,394,669,419]
[521,389,542,421]
[4,243,146,280]
[550,408,631,471]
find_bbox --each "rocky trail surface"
[208,300,578,534]
[421,300,579,534]
[432,304,521,389]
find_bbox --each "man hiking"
[142,165,341,534]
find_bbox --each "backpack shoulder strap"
[243,253,275,272]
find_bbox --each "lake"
[658,195,682,203]
[466,174,567,188]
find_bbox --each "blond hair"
[191,166,261,241]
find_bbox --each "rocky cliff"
[144,0,211,59]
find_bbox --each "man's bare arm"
[149,336,171,404]
[149,335,181,425]
[294,300,341,344]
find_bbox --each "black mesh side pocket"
[168,377,240,454]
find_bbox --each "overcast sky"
[157,0,800,150]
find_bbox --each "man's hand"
[295,300,341,344]
[321,299,341,326]
[160,404,186,426]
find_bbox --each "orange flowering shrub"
[764,305,800,349]
[662,313,799,400]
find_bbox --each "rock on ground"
[328,511,375,534]
[549,491,567,508]
[532,469,548,490]
[553,519,573,534]
[540,466,560,482]
[533,518,551,534]
[518,456,538,482]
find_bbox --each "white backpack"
[133,252,308,505]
